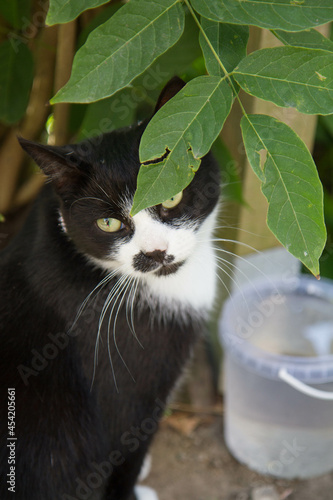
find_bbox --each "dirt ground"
[141,413,333,500]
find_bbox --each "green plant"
[2,0,333,277]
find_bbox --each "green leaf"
[0,0,31,30]
[135,10,201,89]
[0,41,34,124]
[190,0,333,32]
[46,0,109,25]
[241,114,326,276]
[79,11,201,139]
[131,76,233,215]
[78,11,201,139]
[199,18,249,75]
[51,0,185,104]
[233,46,333,115]
[273,29,333,53]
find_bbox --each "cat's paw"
[134,485,159,500]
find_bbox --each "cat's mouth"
[154,261,184,276]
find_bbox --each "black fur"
[0,80,220,499]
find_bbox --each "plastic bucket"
[219,275,333,479]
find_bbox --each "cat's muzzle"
[132,250,183,276]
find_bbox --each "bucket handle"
[278,368,333,401]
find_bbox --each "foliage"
[241,114,325,273]
[0,40,34,123]
[1,0,333,277]
[134,76,233,212]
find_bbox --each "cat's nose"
[144,250,168,264]
[132,250,175,273]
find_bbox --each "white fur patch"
[58,210,67,233]
[141,210,218,313]
[118,210,194,273]
[138,454,152,482]
[134,485,159,500]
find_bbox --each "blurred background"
[0,2,332,498]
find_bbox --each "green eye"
[161,191,183,209]
[96,218,123,233]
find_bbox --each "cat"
[0,77,220,500]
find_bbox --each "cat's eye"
[96,218,124,233]
[161,191,183,209]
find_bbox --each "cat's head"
[19,78,220,295]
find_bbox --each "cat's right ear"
[18,137,84,193]
[154,76,186,114]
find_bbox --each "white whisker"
[110,276,136,383]
[91,271,127,392]
[213,246,279,293]
[215,254,252,288]
[200,237,265,256]
[126,277,143,349]
[71,269,118,332]
[91,178,113,201]
[214,257,253,314]
[213,224,267,239]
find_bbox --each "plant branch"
[184,0,247,116]
[52,21,77,145]
[0,25,57,213]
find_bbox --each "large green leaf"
[0,0,31,29]
[190,0,333,32]
[233,46,333,115]
[241,114,326,276]
[273,29,333,53]
[135,11,201,93]
[51,0,184,104]
[79,12,200,139]
[199,18,249,75]
[46,0,110,25]
[131,76,233,215]
[0,41,34,124]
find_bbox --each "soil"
[141,413,333,500]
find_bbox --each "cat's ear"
[154,76,186,114]
[18,137,84,193]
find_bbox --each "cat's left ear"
[18,137,84,194]
[154,76,186,114]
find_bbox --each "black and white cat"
[0,78,220,500]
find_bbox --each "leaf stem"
[184,0,228,75]
[184,0,247,115]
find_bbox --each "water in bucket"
[220,276,333,479]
